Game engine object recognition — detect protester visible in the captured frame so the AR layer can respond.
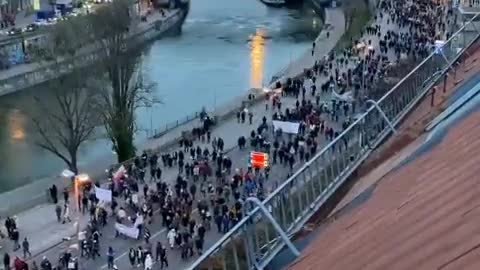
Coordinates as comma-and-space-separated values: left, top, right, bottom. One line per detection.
10, 0, 458, 269
22, 238, 31, 258
55, 204, 62, 223
49, 185, 57, 204
144, 254, 153, 270
40, 256, 52, 270
62, 204, 71, 224
4, 252, 10, 270
107, 246, 115, 269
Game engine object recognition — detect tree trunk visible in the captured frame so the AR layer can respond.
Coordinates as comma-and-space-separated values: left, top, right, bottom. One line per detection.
69, 151, 78, 175
116, 131, 136, 162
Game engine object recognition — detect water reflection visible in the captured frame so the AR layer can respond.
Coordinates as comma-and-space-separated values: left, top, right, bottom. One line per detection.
0, 0, 321, 193
250, 29, 266, 89
8, 109, 26, 142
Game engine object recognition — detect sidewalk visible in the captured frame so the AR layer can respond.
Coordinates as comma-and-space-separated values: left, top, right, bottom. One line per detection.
0, 201, 88, 258
278, 8, 346, 79
0, 7, 349, 268
87, 4, 456, 269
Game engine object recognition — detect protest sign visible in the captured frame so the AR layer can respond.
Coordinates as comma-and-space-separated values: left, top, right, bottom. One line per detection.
115, 223, 139, 239
272, 120, 300, 134
95, 187, 112, 202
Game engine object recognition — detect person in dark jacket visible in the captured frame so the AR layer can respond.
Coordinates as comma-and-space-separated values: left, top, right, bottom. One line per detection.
40, 256, 52, 270
3, 253, 10, 270
128, 248, 136, 267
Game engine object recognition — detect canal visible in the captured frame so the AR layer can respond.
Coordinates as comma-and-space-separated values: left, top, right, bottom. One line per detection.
0, 0, 321, 193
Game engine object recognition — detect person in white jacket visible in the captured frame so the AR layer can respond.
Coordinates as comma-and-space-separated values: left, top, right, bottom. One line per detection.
167, 228, 176, 249
63, 204, 71, 224
144, 254, 153, 270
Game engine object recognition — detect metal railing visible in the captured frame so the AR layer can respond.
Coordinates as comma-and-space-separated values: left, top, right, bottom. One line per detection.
187, 12, 480, 270
148, 111, 201, 138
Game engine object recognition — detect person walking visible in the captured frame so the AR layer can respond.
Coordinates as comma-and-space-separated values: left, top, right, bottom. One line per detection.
159, 244, 168, 269
167, 228, 176, 249
22, 238, 31, 258
128, 248, 137, 268
144, 254, 153, 270
63, 188, 69, 204
11, 228, 20, 251
136, 246, 144, 267
155, 242, 161, 262
63, 204, 71, 224
3, 253, 10, 270
55, 204, 62, 223
50, 185, 58, 204
106, 246, 114, 269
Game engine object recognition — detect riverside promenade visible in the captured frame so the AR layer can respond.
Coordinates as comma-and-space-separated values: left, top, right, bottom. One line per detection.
0, 7, 348, 270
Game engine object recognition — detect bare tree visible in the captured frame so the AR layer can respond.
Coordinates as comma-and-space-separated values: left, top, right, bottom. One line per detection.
88, 0, 157, 162
32, 0, 156, 164
30, 71, 102, 174
24, 9, 106, 173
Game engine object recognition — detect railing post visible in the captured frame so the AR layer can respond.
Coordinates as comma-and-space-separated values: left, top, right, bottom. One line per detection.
431, 86, 436, 107
243, 223, 256, 270
366, 99, 397, 134
453, 62, 457, 81
232, 243, 241, 270
244, 197, 300, 258
443, 73, 448, 93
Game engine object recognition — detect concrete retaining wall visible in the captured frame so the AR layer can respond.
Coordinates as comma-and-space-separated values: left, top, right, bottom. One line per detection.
0, 8, 188, 97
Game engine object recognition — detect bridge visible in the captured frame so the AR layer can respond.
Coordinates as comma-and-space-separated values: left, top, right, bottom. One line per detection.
185, 11, 480, 270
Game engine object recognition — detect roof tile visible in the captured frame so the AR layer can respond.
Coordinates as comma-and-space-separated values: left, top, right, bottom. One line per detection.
288, 109, 480, 270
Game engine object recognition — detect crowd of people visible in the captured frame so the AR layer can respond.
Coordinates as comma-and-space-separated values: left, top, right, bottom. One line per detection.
0, 0, 460, 269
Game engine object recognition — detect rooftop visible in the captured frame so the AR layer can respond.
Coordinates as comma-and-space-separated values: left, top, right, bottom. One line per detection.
287, 49, 480, 270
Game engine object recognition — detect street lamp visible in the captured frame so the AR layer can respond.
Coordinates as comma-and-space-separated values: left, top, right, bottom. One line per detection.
74, 174, 90, 211
63, 170, 90, 211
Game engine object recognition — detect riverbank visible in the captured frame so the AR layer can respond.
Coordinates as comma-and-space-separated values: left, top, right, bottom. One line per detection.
0, 6, 189, 96
0, 5, 344, 218
149, 3, 342, 141
0, 8, 349, 268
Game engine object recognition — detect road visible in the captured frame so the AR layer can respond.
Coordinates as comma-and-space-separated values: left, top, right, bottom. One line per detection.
0, 7, 354, 270
17, 89, 342, 269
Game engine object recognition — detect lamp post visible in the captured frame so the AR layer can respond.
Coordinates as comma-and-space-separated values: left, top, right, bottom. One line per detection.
74, 174, 90, 211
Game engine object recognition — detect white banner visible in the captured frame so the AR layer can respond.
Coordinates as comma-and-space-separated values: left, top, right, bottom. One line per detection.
272, 120, 300, 134
115, 223, 139, 239
134, 214, 144, 228
95, 187, 112, 202
332, 90, 354, 102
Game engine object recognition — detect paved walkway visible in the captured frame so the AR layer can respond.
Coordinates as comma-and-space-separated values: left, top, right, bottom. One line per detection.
0, 7, 350, 269
277, 8, 346, 80
13, 0, 450, 267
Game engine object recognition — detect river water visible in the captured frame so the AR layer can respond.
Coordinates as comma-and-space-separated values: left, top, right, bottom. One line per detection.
0, 0, 320, 193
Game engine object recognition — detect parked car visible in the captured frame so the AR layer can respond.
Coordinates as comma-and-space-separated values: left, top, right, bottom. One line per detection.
23, 23, 38, 32
7, 28, 21, 36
